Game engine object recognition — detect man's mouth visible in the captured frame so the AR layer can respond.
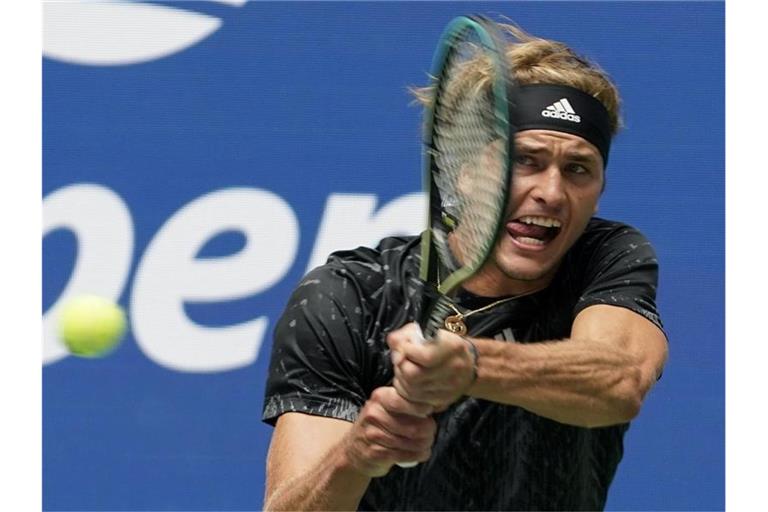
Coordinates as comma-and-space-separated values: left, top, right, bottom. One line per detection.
506, 215, 563, 247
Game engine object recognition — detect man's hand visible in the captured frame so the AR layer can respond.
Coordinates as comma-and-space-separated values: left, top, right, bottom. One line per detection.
387, 322, 477, 411
343, 386, 437, 477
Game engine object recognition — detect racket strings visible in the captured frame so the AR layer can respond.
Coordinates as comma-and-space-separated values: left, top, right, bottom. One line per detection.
432, 35, 508, 274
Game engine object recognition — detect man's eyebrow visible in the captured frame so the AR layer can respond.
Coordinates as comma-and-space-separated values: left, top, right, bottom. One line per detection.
515, 142, 547, 153
564, 151, 601, 164
515, 143, 600, 163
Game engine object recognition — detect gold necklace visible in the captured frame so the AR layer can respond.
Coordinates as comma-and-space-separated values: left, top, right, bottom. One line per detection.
443, 297, 517, 335
436, 265, 546, 335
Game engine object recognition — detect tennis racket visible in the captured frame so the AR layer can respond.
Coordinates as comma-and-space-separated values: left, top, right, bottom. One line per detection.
417, 14, 516, 340
396, 14, 516, 468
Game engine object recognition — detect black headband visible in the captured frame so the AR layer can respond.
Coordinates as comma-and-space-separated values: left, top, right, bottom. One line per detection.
514, 84, 613, 166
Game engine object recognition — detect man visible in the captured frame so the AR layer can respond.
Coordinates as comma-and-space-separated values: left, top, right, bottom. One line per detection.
262, 20, 668, 511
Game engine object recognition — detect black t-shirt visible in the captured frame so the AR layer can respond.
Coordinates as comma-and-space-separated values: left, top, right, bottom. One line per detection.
263, 217, 664, 511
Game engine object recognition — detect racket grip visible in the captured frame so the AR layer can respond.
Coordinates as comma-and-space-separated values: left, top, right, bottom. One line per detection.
409, 323, 427, 345
409, 277, 441, 329
422, 295, 454, 339
392, 281, 438, 469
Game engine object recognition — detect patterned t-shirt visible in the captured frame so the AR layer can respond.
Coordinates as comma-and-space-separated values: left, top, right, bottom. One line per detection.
263, 217, 664, 511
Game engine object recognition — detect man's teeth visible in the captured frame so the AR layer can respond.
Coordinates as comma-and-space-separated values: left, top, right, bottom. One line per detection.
517, 216, 562, 228
516, 236, 546, 246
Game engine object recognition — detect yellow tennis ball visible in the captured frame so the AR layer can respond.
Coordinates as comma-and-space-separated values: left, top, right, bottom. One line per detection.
58, 295, 127, 358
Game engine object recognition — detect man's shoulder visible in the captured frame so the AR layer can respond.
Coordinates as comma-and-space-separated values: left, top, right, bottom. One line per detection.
583, 216, 644, 236
300, 235, 421, 291
560, 217, 657, 282
577, 217, 653, 251
323, 235, 421, 271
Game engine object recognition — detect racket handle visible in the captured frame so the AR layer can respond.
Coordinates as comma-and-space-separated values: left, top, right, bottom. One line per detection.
395, 323, 425, 469
422, 295, 454, 339
394, 324, 428, 469
410, 323, 427, 345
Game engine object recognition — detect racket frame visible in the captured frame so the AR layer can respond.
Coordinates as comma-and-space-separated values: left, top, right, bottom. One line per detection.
419, 15, 516, 313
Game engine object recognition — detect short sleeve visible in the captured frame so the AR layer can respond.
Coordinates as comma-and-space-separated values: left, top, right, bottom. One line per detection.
262, 264, 370, 425
572, 222, 665, 332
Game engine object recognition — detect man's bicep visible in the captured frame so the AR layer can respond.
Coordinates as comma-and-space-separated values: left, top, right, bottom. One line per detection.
572, 304, 668, 382
265, 412, 353, 499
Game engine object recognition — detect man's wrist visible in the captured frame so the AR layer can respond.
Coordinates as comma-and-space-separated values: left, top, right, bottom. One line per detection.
340, 426, 391, 479
460, 335, 479, 384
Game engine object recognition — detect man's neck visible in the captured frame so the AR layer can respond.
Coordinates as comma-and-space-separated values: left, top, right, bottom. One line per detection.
460, 263, 557, 298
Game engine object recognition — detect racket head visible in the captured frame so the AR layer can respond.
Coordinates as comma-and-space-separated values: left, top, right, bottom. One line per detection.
398, 18, 517, 469
420, 16, 516, 297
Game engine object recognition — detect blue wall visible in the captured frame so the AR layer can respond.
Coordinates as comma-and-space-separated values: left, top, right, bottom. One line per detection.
43, 2, 724, 510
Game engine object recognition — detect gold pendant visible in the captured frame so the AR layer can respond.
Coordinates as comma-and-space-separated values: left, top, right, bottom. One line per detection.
444, 314, 467, 335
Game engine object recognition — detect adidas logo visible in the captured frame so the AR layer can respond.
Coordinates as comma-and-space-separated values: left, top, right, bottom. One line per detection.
541, 98, 581, 123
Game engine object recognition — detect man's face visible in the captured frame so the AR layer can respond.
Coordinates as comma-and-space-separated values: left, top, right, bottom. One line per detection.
469, 129, 605, 295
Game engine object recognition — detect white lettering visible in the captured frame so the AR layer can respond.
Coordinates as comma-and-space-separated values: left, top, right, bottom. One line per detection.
541, 110, 581, 123
306, 192, 426, 272
43, 1, 223, 66
131, 188, 298, 373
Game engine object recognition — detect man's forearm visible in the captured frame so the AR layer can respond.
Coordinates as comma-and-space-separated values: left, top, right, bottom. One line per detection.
468, 337, 651, 428
264, 441, 371, 511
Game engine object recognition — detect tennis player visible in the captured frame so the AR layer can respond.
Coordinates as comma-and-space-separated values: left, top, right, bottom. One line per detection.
262, 21, 668, 511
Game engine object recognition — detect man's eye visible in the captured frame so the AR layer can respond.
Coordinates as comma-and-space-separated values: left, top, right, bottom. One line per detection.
567, 163, 591, 175
515, 155, 536, 166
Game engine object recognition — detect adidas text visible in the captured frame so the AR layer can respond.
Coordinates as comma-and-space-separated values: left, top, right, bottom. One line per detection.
541, 110, 581, 123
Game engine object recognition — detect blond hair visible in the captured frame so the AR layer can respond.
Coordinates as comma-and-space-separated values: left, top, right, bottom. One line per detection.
411, 22, 623, 135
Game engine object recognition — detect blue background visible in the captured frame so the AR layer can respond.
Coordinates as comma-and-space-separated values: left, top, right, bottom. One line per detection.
43, 2, 724, 510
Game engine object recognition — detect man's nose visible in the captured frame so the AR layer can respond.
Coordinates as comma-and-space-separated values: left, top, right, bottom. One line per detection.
530, 165, 566, 207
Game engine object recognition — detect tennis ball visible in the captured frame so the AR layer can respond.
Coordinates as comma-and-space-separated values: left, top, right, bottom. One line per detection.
58, 295, 127, 358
